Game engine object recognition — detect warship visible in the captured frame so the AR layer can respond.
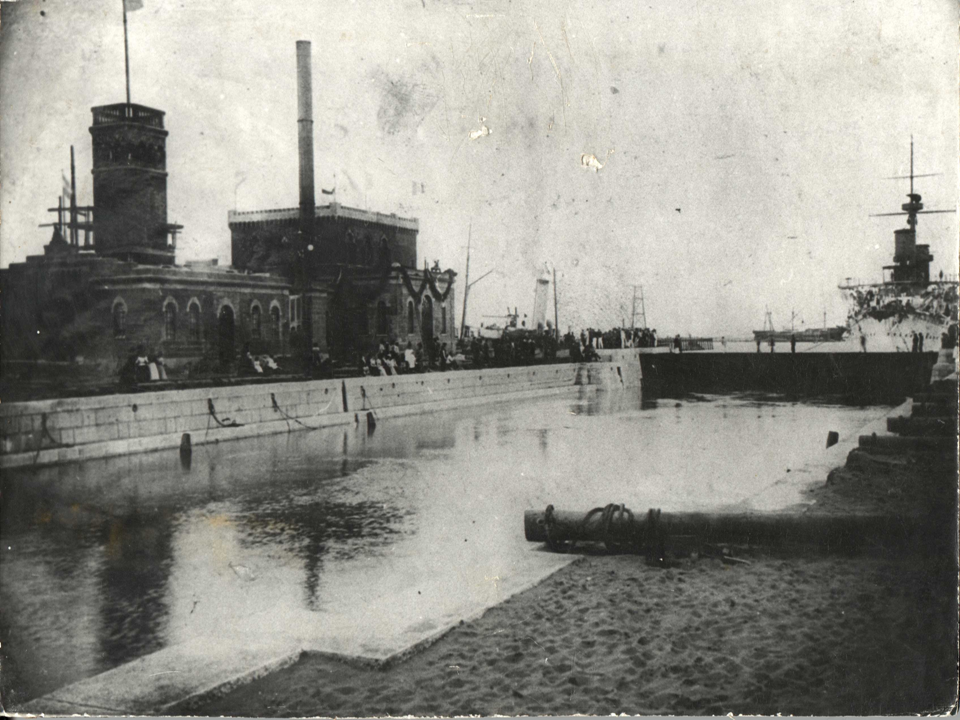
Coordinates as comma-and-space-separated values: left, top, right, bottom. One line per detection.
838, 140, 958, 352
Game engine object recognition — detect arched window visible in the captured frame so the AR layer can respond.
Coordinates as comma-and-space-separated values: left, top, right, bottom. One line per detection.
163, 301, 177, 341
188, 301, 201, 342
250, 304, 262, 339
113, 300, 127, 339
441, 303, 447, 333
364, 237, 374, 266
407, 299, 416, 333
377, 300, 389, 335
421, 295, 434, 338
271, 304, 282, 343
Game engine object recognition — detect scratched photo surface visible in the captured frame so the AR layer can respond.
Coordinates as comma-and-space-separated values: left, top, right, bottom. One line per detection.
1, 0, 958, 717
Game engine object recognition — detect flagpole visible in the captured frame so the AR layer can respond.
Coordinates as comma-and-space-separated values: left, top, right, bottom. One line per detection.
122, 0, 131, 104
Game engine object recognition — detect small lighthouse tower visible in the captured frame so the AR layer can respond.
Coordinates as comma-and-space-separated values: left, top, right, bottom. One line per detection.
88, 103, 180, 265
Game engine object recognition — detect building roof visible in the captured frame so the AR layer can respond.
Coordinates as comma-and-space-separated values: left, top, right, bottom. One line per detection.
227, 202, 418, 231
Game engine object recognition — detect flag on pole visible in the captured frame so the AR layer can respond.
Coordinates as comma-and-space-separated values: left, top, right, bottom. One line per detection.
124, 0, 143, 11
412, 181, 426, 195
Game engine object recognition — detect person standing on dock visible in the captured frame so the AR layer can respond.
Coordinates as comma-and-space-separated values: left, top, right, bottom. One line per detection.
790, 334, 797, 354
756, 338, 762, 353
860, 335, 867, 353
768, 337, 775, 353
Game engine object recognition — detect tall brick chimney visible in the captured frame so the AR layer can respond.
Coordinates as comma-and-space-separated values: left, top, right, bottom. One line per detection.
296, 40, 315, 250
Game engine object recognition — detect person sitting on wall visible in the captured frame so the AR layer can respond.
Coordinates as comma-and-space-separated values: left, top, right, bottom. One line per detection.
308, 344, 324, 378
260, 354, 279, 374
414, 343, 425, 371
134, 345, 152, 383
150, 350, 168, 380
403, 342, 417, 372
242, 348, 263, 375
446, 344, 461, 370
359, 354, 370, 376
240, 345, 262, 375
380, 348, 395, 376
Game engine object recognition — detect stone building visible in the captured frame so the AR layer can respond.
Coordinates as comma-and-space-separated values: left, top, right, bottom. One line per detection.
1, 95, 456, 376
227, 203, 456, 362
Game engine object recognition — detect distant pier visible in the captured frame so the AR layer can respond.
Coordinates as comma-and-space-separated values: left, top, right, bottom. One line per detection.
639, 351, 938, 401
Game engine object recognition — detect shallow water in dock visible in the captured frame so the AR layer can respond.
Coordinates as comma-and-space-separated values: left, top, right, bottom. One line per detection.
0, 389, 886, 705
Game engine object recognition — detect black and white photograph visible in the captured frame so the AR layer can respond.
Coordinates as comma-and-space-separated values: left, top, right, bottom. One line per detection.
0, 0, 957, 716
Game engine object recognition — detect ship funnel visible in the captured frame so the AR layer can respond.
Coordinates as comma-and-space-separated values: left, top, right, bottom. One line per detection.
296, 40, 315, 247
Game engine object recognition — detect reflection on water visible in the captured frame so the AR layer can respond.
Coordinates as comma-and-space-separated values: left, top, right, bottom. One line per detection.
0, 390, 885, 705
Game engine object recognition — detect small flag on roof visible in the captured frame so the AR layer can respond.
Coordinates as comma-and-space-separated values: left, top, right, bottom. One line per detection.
124, 0, 143, 12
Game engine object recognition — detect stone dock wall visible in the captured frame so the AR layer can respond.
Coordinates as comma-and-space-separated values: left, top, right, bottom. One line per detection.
639, 351, 937, 400
0, 351, 641, 469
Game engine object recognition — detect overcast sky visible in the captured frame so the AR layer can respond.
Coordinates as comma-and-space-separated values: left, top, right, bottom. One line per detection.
1, 0, 957, 335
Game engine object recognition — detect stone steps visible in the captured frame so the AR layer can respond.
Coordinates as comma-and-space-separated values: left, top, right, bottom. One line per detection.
886, 415, 958, 437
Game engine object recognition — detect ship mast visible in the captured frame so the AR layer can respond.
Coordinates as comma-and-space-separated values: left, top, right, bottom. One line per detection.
873, 137, 951, 231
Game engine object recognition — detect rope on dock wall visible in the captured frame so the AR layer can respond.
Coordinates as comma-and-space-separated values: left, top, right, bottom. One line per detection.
270, 392, 335, 431
33, 412, 74, 463
360, 386, 379, 419
207, 398, 243, 429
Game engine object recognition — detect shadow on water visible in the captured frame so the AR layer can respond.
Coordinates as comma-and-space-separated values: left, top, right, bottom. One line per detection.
0, 427, 411, 704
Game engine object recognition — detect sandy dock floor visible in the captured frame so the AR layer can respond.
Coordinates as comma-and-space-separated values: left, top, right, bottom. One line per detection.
197, 445, 958, 717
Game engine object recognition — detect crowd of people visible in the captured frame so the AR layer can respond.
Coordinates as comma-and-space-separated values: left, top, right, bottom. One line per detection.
117, 323, 676, 388
573, 327, 659, 350
848, 282, 959, 325
240, 345, 283, 375
357, 337, 461, 376
466, 331, 559, 368
118, 344, 168, 386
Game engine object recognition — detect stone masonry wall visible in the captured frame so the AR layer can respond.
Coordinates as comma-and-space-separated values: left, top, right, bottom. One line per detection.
0, 352, 643, 469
